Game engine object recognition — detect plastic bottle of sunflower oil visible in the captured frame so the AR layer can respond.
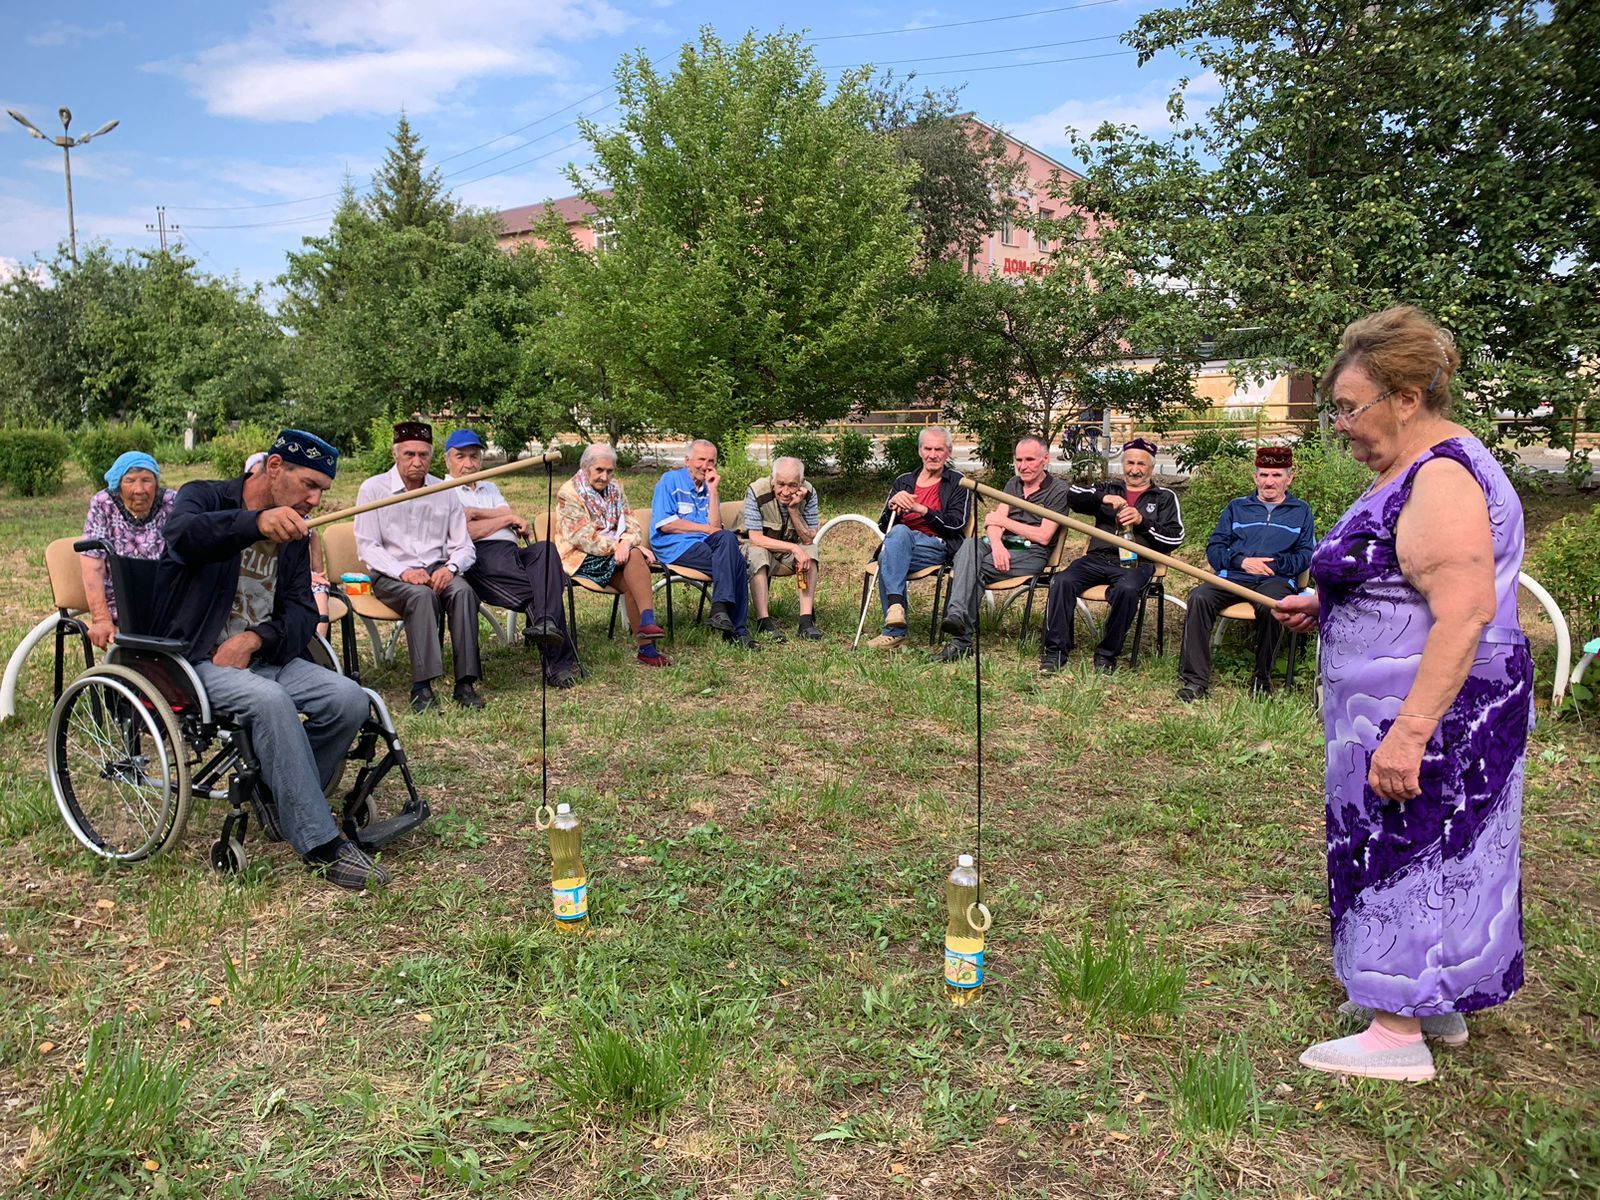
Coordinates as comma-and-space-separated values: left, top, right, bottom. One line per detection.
549, 803, 589, 934
944, 854, 983, 1005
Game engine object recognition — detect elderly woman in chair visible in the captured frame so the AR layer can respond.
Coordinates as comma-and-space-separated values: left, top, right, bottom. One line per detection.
553, 443, 669, 667
79, 451, 178, 649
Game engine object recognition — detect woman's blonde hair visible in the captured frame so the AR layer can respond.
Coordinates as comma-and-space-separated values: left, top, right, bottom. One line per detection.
1321, 305, 1461, 414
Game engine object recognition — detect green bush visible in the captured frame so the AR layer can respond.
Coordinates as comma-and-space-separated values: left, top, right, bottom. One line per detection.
882, 429, 923, 478
206, 422, 272, 480
1174, 428, 1252, 473
833, 429, 874, 483
1528, 504, 1600, 641
713, 429, 765, 501
1182, 432, 1367, 551
356, 412, 401, 480
771, 430, 831, 477
152, 438, 212, 466
0, 428, 70, 496
73, 421, 159, 486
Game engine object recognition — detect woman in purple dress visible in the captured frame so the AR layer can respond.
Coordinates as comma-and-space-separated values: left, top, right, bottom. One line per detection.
78, 451, 177, 649
1276, 306, 1531, 1082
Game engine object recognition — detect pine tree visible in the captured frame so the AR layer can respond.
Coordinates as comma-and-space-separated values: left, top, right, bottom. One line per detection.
366, 112, 454, 231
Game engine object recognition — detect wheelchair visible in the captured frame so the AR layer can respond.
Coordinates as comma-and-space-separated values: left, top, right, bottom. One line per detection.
45, 540, 429, 874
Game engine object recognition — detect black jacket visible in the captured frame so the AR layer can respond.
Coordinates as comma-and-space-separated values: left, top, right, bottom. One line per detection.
1066, 480, 1185, 559
153, 477, 317, 665
876, 466, 971, 559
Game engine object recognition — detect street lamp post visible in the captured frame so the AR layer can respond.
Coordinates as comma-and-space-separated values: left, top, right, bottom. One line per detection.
6, 107, 120, 268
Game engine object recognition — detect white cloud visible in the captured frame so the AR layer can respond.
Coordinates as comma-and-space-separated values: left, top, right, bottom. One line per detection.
0, 190, 153, 264
160, 0, 634, 123
26, 21, 127, 48
0, 257, 50, 284
1010, 71, 1220, 148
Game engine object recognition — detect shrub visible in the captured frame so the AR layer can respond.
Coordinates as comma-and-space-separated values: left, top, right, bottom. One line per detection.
832, 429, 874, 483
1174, 428, 1252, 473
206, 422, 272, 481
356, 412, 401, 480
1182, 432, 1367, 551
73, 421, 159, 486
713, 428, 766, 501
1528, 504, 1600, 642
152, 438, 212, 466
0, 428, 70, 496
771, 430, 831, 477
882, 429, 923, 478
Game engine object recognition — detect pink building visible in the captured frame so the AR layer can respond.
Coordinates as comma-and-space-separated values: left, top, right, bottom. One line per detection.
494, 191, 611, 252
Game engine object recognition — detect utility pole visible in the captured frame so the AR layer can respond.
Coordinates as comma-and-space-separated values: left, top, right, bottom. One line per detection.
146, 206, 179, 252
6, 107, 120, 268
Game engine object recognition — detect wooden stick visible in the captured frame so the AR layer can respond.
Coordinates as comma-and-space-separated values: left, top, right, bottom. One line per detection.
958, 477, 1280, 609
306, 449, 564, 530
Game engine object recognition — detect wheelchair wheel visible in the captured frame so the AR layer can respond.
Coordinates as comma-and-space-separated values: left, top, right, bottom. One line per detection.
210, 836, 247, 875
47, 664, 192, 862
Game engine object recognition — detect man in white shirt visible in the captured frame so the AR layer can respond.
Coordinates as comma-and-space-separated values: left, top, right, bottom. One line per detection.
355, 422, 483, 713
443, 429, 580, 688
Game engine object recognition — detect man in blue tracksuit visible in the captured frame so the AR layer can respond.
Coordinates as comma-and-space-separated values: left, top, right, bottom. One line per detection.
1177, 445, 1316, 701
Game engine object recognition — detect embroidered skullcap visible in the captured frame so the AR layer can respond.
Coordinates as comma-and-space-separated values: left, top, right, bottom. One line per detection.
1122, 437, 1159, 457
269, 429, 339, 478
393, 421, 433, 446
104, 451, 160, 491
1255, 446, 1293, 469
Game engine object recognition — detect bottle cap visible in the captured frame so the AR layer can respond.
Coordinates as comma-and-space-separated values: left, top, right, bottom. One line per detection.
556, 802, 571, 815
957, 853, 974, 867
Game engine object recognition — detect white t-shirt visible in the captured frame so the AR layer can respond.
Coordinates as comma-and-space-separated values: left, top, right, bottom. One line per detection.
453, 478, 518, 545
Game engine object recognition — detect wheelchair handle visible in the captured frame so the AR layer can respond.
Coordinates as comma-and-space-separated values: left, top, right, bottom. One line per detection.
73, 538, 113, 556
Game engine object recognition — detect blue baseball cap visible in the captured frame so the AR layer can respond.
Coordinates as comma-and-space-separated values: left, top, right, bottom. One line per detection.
444, 429, 485, 452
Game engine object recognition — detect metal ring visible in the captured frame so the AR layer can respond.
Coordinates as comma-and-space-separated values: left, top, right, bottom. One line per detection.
533, 804, 556, 831
966, 901, 993, 933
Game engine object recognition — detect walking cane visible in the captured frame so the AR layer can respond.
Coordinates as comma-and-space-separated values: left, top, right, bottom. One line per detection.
852, 512, 897, 649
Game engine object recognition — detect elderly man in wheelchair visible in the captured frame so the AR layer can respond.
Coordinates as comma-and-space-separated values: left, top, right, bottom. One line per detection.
46, 430, 427, 891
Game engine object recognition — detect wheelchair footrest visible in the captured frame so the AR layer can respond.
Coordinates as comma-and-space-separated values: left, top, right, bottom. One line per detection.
352, 806, 430, 851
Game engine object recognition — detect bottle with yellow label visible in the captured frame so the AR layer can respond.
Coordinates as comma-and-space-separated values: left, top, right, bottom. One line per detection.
549, 802, 588, 933
944, 854, 983, 1005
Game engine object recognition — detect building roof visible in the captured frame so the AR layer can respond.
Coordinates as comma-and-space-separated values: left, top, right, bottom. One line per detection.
495, 190, 611, 237
965, 117, 1081, 182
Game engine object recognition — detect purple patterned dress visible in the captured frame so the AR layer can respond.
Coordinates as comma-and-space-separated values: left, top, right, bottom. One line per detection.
81, 488, 178, 623
1311, 436, 1531, 1017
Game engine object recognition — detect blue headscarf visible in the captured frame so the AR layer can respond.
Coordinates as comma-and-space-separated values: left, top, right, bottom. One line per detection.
104, 451, 161, 492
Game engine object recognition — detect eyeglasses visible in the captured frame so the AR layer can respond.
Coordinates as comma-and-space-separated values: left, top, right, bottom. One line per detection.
1329, 389, 1395, 427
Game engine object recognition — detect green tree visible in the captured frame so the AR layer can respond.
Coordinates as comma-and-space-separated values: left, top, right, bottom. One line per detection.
867, 80, 1028, 270
535, 28, 925, 446
366, 112, 455, 233
927, 210, 1211, 469
1068, 0, 1600, 451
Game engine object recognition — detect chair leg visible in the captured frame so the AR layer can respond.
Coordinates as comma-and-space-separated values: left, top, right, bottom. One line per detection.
664, 574, 675, 642
1155, 582, 1166, 655
929, 571, 944, 646
607, 594, 620, 640
1130, 592, 1148, 669
1021, 581, 1037, 640
694, 583, 708, 627
1285, 630, 1300, 688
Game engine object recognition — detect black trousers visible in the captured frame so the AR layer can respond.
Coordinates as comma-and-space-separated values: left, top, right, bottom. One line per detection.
1177, 576, 1295, 689
465, 539, 579, 674
1042, 554, 1154, 660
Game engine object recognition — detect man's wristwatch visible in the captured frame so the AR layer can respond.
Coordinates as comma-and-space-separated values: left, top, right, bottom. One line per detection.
447, 563, 460, 575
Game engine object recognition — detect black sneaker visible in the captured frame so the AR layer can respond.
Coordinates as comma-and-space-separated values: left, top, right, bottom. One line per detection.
523, 617, 564, 651
755, 622, 788, 644
940, 613, 969, 638
1038, 653, 1067, 675
547, 667, 582, 689
1093, 655, 1118, 676
796, 621, 823, 641
410, 683, 437, 714
1176, 684, 1207, 704
309, 840, 390, 891
707, 606, 736, 633
930, 642, 972, 664
725, 634, 762, 650
453, 679, 485, 709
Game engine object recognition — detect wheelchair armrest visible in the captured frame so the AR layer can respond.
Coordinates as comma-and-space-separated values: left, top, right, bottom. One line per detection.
74, 537, 112, 556
110, 633, 189, 654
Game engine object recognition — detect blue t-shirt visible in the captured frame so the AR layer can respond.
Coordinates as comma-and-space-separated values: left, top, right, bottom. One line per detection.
650, 467, 711, 564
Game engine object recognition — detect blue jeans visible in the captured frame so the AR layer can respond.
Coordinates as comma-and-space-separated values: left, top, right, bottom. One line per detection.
877, 526, 948, 634
665, 529, 749, 637
194, 657, 369, 856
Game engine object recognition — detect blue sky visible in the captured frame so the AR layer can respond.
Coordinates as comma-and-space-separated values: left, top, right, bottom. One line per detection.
1, 0, 1204, 294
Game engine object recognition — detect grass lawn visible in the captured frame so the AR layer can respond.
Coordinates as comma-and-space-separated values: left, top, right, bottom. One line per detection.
0, 461, 1595, 1199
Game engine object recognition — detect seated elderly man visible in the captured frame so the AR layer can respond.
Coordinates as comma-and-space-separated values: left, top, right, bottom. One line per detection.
650, 439, 758, 649
743, 455, 822, 643
442, 429, 581, 689
356, 422, 483, 713
1039, 437, 1184, 675
867, 426, 968, 650
932, 436, 1072, 662
79, 451, 178, 650
1177, 446, 1316, 701
152, 429, 385, 890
